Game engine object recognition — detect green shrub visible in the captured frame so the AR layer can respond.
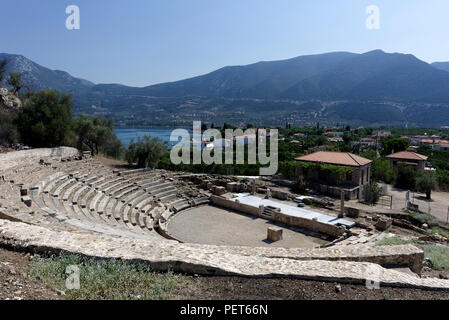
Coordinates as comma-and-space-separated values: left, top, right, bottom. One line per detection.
363, 181, 382, 205
409, 211, 439, 228
376, 236, 410, 246
418, 244, 449, 271
28, 253, 181, 300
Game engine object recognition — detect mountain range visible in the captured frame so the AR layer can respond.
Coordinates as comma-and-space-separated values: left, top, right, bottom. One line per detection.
2, 50, 449, 127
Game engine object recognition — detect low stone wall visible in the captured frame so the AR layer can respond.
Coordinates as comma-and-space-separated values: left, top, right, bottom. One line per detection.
211, 195, 260, 216
272, 212, 345, 238
210, 195, 345, 238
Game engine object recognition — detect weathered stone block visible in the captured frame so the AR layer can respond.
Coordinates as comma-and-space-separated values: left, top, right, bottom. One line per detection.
214, 186, 226, 196
272, 190, 289, 201
226, 182, 238, 192
376, 217, 392, 231
267, 227, 283, 242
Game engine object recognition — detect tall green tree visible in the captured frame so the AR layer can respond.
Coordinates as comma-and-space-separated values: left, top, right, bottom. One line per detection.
394, 165, 417, 190
17, 90, 74, 147
74, 115, 123, 157
126, 136, 167, 169
0, 59, 7, 84
6, 72, 24, 95
416, 172, 438, 200
381, 138, 410, 156
0, 108, 19, 144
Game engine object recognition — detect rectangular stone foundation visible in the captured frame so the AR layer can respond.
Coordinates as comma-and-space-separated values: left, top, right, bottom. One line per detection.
267, 227, 283, 242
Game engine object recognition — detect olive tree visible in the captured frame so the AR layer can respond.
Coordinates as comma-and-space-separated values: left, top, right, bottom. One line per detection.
74, 115, 123, 157
6, 72, 24, 95
126, 136, 167, 169
416, 172, 438, 200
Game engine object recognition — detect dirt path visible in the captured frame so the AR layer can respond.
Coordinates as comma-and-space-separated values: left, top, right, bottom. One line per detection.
387, 186, 449, 222
0, 247, 62, 300
346, 184, 449, 224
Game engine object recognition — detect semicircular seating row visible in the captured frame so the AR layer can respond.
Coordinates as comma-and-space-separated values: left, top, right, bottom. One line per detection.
30, 167, 196, 240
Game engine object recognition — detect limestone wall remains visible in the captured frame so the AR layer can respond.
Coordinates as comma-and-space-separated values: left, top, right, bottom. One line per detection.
210, 195, 345, 237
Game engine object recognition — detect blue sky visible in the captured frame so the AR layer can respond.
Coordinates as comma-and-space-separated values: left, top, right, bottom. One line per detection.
1, 0, 449, 87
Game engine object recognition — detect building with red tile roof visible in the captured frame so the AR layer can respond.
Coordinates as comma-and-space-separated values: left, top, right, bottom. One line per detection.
295, 151, 372, 167
295, 151, 372, 199
386, 151, 428, 171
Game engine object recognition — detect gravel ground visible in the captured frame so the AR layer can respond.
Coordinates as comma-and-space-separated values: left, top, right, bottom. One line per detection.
0, 247, 62, 300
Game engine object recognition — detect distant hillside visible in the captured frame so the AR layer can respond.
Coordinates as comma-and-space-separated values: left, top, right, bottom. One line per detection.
432, 62, 449, 73
3, 50, 449, 127
135, 50, 449, 102
137, 52, 357, 99
0, 53, 94, 94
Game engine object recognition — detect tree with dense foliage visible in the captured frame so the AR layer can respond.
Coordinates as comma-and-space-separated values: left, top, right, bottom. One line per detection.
394, 165, 417, 190
381, 138, 410, 156
17, 90, 74, 147
416, 172, 438, 200
6, 72, 24, 95
0, 109, 19, 144
363, 181, 382, 205
126, 136, 168, 168
74, 115, 123, 157
372, 158, 394, 184
359, 150, 393, 183
0, 59, 7, 84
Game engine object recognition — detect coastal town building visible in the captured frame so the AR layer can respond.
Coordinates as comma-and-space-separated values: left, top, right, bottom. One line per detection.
295, 151, 372, 200
386, 151, 428, 171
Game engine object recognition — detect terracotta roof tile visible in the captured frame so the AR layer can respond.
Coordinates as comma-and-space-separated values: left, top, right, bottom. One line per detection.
386, 151, 428, 161
295, 151, 372, 167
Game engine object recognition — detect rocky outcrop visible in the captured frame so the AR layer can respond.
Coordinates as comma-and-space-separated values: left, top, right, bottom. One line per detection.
0, 87, 22, 110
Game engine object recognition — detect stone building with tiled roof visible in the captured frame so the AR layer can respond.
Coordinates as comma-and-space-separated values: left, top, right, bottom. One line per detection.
386, 151, 428, 171
295, 151, 372, 200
